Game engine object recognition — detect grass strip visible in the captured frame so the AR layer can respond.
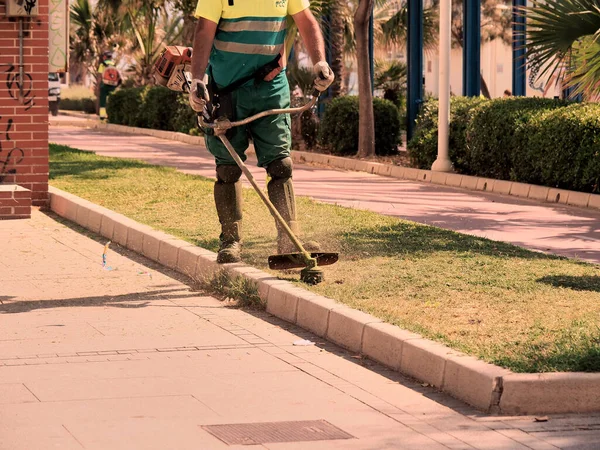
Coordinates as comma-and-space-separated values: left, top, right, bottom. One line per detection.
49, 143, 600, 373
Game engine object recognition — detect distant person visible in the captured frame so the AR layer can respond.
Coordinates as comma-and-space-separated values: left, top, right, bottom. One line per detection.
503, 89, 512, 97
97, 51, 122, 120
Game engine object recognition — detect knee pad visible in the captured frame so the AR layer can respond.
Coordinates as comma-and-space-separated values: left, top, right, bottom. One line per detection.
266, 157, 293, 180
216, 165, 242, 184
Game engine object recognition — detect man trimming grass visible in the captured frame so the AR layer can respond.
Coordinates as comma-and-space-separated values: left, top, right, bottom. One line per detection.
49, 144, 600, 374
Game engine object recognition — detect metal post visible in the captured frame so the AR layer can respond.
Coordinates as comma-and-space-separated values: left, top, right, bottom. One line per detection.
463, 0, 481, 96
407, 0, 423, 140
432, 0, 454, 172
369, 6, 374, 93
512, 0, 526, 96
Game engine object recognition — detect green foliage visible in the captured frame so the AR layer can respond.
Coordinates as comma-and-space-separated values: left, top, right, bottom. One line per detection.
319, 96, 401, 157
409, 97, 600, 193
516, 103, 600, 192
408, 97, 486, 173
525, 0, 600, 97
170, 94, 200, 135
107, 86, 199, 135
59, 97, 97, 114
106, 86, 146, 126
135, 86, 179, 130
466, 97, 568, 180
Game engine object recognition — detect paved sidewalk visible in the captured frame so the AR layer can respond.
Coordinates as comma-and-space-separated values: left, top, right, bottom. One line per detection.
3, 210, 600, 449
49, 123, 600, 265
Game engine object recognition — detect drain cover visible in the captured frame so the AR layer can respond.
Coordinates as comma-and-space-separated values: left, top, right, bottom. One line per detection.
202, 420, 354, 445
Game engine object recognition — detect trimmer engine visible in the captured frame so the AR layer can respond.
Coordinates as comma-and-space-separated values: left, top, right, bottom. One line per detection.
153, 46, 193, 92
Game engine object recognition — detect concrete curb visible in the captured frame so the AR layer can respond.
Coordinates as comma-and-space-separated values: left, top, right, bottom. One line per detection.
51, 116, 600, 212
47, 186, 600, 415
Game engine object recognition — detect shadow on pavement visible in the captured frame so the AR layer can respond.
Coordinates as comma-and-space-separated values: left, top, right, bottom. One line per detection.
0, 289, 201, 314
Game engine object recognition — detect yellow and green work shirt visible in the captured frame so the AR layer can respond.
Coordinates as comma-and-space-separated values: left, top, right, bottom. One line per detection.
194, 0, 310, 87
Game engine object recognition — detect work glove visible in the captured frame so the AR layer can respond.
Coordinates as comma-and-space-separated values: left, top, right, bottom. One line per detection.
313, 61, 334, 92
189, 79, 209, 112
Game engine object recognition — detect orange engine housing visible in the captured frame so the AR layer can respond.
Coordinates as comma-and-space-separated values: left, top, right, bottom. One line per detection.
153, 46, 193, 87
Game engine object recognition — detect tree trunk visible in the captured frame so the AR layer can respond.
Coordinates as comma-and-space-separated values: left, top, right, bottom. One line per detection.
355, 0, 376, 158
329, 0, 345, 98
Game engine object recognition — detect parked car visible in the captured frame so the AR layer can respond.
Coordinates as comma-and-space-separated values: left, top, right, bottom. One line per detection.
48, 72, 61, 116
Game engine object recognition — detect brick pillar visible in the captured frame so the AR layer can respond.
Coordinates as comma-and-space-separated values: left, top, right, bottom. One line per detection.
0, 0, 49, 210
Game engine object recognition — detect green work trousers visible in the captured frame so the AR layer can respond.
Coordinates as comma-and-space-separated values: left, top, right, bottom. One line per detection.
99, 83, 116, 119
205, 72, 291, 168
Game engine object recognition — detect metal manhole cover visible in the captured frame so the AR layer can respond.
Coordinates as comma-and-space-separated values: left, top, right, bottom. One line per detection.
201, 420, 354, 445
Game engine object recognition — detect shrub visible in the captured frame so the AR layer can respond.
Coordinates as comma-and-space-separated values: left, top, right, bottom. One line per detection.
106, 87, 145, 127
169, 94, 200, 135
319, 96, 402, 156
107, 86, 200, 135
408, 96, 486, 173
136, 86, 180, 131
466, 97, 568, 180
520, 103, 600, 193
59, 97, 96, 114
408, 96, 599, 194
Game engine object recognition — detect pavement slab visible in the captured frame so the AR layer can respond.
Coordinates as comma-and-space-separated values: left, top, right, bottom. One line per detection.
1, 208, 599, 449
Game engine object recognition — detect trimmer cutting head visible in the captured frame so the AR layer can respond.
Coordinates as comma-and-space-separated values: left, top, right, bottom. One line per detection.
268, 252, 339, 271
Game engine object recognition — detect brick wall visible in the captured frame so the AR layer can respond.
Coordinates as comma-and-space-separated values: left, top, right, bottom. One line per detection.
0, 0, 49, 207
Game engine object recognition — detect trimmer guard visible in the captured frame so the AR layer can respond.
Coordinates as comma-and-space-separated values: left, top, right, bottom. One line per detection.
268, 252, 339, 270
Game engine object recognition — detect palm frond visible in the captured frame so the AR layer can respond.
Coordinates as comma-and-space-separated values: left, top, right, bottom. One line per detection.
524, 0, 600, 94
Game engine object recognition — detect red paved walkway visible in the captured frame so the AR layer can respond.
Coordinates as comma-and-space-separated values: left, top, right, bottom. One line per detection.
49, 122, 600, 265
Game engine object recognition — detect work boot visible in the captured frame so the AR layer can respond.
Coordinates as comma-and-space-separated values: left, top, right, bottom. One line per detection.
217, 221, 242, 264
266, 158, 321, 255
215, 165, 243, 264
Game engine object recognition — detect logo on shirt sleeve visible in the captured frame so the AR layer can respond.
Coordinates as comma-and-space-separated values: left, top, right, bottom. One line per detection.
275, 0, 287, 8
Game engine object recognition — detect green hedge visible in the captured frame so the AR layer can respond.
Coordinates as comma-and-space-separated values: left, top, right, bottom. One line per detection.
466, 97, 568, 180
408, 97, 600, 193
106, 86, 199, 135
408, 97, 486, 174
319, 96, 402, 156
518, 104, 600, 192
59, 97, 96, 114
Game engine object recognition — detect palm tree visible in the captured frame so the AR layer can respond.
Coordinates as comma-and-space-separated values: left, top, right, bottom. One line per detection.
524, 0, 600, 98
70, 0, 122, 82
374, 59, 407, 106
171, 0, 197, 45
126, 3, 184, 85
355, 0, 377, 158
94, 0, 184, 85
329, 1, 347, 97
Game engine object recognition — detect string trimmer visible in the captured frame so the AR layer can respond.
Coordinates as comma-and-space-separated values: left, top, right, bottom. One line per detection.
153, 47, 338, 284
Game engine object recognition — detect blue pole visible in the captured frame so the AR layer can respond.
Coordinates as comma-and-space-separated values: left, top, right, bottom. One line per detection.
463, 0, 481, 96
407, 0, 423, 140
369, 5, 374, 93
512, 0, 526, 96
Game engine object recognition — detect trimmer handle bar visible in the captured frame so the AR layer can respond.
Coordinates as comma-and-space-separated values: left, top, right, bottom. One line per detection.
197, 88, 321, 132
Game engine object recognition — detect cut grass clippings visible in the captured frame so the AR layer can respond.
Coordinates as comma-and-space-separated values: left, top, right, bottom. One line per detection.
49, 143, 600, 373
